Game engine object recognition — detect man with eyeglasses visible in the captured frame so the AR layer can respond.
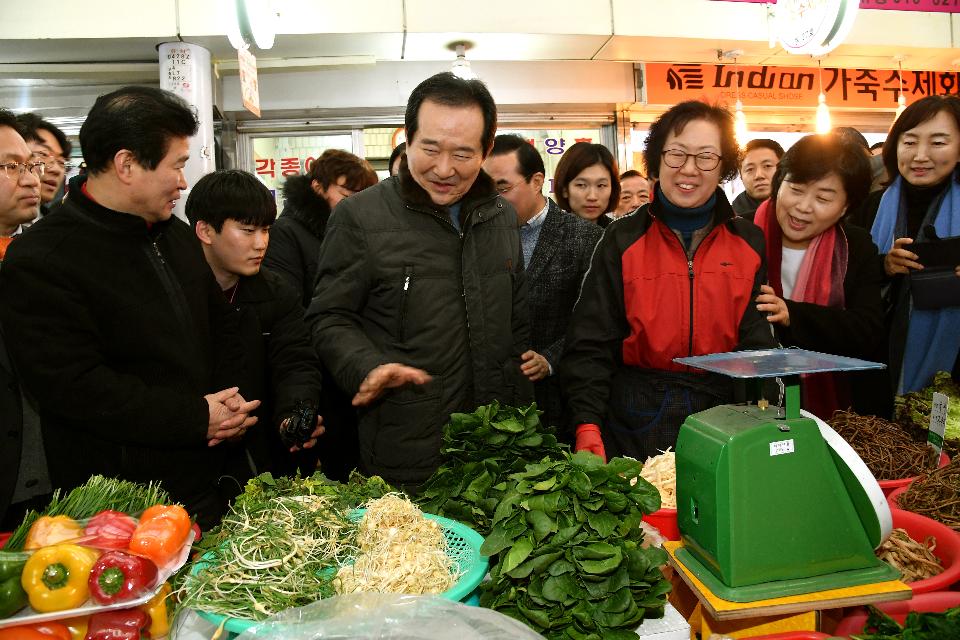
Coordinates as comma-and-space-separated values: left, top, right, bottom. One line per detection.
0, 108, 50, 527
483, 134, 601, 434
16, 113, 72, 221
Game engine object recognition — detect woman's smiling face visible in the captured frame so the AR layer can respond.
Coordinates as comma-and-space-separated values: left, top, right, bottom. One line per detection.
658, 118, 723, 209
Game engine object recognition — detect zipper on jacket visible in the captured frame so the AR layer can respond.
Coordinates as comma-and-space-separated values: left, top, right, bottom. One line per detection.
145, 238, 195, 338
398, 266, 412, 342
687, 260, 695, 356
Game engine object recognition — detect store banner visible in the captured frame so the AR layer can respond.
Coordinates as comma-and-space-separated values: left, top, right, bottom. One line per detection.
645, 62, 960, 109
711, 0, 960, 11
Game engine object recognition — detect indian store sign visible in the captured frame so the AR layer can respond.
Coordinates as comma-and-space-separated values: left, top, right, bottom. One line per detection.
713, 0, 960, 11
645, 63, 960, 109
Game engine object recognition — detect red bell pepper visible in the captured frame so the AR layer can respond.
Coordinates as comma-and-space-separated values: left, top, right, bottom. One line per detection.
84, 609, 151, 640
128, 505, 190, 568
88, 551, 158, 605
0, 622, 71, 639
84, 511, 138, 550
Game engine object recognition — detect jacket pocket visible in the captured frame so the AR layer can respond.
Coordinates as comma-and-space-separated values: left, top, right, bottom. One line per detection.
367, 375, 443, 472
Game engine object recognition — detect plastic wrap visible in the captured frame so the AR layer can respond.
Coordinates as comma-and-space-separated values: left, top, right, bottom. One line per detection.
234, 593, 545, 640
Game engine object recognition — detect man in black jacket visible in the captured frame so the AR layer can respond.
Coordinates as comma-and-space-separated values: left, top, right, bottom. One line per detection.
306, 73, 533, 489
187, 169, 324, 476
0, 87, 259, 528
483, 134, 602, 434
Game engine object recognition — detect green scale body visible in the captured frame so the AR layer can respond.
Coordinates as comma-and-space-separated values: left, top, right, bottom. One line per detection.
674, 403, 898, 602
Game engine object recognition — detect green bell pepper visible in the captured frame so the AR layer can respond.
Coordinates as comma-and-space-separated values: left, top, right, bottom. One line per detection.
0, 550, 29, 618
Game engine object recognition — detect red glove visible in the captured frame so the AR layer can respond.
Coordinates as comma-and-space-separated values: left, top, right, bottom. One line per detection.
575, 424, 607, 462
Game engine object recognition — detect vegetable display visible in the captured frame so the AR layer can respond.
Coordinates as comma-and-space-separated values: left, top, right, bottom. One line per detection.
874, 528, 944, 583
851, 604, 960, 639
895, 371, 960, 457
6, 477, 170, 552
418, 402, 568, 536
21, 545, 100, 613
639, 450, 676, 510
178, 471, 393, 622
87, 551, 158, 605
479, 452, 670, 640
335, 495, 459, 596
897, 457, 960, 531
828, 411, 937, 480
0, 552, 29, 618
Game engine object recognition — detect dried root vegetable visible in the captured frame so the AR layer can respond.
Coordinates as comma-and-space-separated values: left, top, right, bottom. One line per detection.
828, 411, 937, 480
876, 528, 944, 583
335, 493, 459, 595
898, 457, 960, 531
640, 449, 676, 510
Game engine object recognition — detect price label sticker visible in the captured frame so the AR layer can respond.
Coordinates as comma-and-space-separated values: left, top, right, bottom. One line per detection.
770, 439, 795, 456
927, 391, 948, 456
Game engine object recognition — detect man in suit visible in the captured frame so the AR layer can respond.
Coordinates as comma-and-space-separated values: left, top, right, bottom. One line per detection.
484, 134, 603, 432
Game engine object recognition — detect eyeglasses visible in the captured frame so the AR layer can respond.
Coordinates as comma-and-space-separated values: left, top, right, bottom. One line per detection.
34, 154, 72, 171
661, 149, 722, 171
0, 161, 45, 180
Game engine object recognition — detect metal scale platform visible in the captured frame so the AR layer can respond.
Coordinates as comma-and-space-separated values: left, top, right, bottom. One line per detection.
670, 348, 903, 603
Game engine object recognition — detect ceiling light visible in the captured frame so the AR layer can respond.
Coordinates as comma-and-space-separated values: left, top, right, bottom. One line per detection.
816, 61, 831, 134
227, 0, 276, 51
448, 41, 477, 80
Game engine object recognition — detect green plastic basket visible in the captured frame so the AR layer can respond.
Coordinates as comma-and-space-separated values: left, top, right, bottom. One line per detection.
191, 511, 488, 635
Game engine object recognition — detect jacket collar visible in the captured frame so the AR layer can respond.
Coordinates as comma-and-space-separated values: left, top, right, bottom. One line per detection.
397, 157, 500, 217
280, 174, 330, 239
66, 174, 175, 238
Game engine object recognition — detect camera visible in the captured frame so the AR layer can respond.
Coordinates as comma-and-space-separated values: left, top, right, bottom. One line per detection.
280, 399, 319, 447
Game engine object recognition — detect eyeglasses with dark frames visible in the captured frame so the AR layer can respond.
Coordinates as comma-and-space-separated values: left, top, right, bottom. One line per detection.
661, 149, 722, 171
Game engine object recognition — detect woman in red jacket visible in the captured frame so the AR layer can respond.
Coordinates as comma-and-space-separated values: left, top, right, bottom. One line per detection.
753, 134, 890, 419
559, 101, 775, 461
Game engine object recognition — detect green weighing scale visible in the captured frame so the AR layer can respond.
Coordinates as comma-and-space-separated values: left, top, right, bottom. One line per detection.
671, 348, 900, 603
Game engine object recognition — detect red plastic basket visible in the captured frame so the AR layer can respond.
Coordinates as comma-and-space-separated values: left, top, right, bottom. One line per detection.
879, 508, 960, 593
834, 590, 960, 636
878, 452, 949, 497
642, 507, 679, 541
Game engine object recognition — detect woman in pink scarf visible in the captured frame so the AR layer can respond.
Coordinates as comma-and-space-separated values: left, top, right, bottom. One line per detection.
753, 133, 892, 419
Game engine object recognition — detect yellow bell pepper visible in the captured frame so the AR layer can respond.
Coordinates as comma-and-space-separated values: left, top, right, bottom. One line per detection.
61, 616, 89, 640
24, 516, 84, 550
140, 581, 171, 638
21, 544, 99, 612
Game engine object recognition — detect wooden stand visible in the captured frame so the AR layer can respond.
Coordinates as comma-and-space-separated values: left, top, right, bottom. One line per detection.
664, 541, 912, 637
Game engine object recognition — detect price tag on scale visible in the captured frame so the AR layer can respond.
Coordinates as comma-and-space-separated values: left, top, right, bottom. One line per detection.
927, 391, 949, 456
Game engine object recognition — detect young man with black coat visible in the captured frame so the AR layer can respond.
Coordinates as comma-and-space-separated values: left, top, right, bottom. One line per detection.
188, 170, 325, 477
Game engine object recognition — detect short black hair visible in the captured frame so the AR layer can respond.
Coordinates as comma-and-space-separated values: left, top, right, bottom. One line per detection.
884, 95, 960, 185
552, 142, 621, 214
388, 142, 406, 176
770, 133, 871, 219
0, 108, 21, 135
185, 170, 277, 232
619, 169, 645, 180
741, 138, 784, 163
869, 141, 884, 152
833, 126, 870, 150
644, 100, 739, 183
405, 72, 497, 156
490, 134, 545, 181
16, 112, 72, 157
80, 86, 198, 175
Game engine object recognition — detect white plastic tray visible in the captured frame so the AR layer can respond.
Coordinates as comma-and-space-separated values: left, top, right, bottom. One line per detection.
0, 529, 194, 628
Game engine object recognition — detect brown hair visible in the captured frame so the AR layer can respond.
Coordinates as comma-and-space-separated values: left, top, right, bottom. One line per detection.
552, 142, 620, 214
309, 148, 378, 192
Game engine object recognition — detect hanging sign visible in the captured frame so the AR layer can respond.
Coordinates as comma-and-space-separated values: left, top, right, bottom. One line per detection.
645, 62, 960, 109
238, 47, 261, 118
712, 0, 960, 11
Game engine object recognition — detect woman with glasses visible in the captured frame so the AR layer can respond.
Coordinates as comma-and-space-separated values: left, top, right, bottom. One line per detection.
559, 101, 775, 461
552, 142, 620, 227
752, 134, 890, 418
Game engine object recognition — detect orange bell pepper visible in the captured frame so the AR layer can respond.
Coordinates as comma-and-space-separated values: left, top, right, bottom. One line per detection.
128, 505, 190, 568
0, 621, 71, 639
24, 516, 84, 550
